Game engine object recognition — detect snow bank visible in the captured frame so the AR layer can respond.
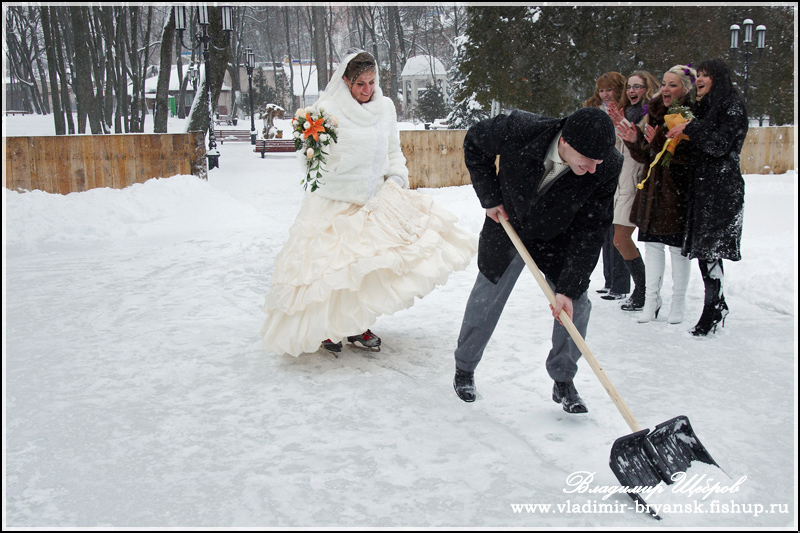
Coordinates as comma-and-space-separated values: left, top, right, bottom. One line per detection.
3, 174, 261, 245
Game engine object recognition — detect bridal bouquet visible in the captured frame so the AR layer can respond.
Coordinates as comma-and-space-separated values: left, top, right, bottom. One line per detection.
292, 108, 338, 192
637, 103, 694, 190
660, 104, 694, 168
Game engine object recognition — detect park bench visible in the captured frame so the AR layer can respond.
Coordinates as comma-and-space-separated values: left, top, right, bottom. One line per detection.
214, 114, 237, 126
216, 129, 252, 144
6, 110, 31, 116
254, 139, 296, 157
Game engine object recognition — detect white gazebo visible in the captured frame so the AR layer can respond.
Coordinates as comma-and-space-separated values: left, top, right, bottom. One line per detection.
400, 55, 447, 119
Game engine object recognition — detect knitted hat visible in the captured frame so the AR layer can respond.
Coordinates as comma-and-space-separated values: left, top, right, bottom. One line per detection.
561, 107, 616, 160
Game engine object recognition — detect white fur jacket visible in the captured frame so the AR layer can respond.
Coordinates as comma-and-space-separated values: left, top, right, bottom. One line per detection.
298, 81, 409, 206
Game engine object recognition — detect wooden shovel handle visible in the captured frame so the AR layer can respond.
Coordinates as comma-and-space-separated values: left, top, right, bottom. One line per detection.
499, 217, 642, 433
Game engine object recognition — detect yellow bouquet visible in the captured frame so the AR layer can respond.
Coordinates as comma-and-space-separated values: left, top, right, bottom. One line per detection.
637, 104, 694, 190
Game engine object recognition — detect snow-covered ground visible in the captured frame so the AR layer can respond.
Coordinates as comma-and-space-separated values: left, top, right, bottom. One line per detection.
3, 114, 797, 528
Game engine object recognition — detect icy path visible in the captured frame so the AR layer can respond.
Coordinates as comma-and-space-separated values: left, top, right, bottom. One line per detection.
4, 141, 796, 527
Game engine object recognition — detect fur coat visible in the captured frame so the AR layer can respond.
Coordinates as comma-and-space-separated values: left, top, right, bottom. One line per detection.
301, 72, 409, 206
625, 95, 693, 246
682, 90, 748, 261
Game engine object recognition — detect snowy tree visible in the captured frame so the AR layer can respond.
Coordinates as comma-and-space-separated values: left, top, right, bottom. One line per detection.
414, 85, 447, 123
154, 8, 175, 133
455, 5, 794, 123
446, 35, 489, 130
185, 7, 232, 134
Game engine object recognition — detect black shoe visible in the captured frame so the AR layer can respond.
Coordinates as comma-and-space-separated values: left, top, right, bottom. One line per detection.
691, 299, 729, 337
454, 368, 476, 402
601, 292, 628, 300
322, 339, 342, 353
596, 287, 611, 294
552, 381, 588, 413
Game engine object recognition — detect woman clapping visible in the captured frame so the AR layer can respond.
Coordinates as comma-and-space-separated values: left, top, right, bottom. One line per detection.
617, 65, 696, 324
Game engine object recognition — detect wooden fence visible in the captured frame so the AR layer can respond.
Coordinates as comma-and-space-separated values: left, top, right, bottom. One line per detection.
400, 129, 471, 189
739, 126, 795, 175
2, 127, 794, 194
4, 132, 206, 194
401, 126, 796, 189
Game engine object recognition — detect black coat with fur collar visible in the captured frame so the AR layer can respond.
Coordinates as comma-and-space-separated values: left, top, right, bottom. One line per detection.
464, 110, 623, 299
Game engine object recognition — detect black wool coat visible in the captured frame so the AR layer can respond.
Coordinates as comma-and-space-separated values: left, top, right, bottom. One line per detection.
682, 91, 748, 261
464, 110, 623, 299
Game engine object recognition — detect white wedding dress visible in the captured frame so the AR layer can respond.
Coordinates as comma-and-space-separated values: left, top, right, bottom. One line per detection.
261, 180, 477, 356
260, 51, 477, 357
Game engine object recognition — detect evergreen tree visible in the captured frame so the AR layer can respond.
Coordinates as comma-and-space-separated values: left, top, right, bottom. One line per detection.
456, 5, 793, 124
252, 69, 279, 109
447, 34, 489, 129
415, 85, 447, 123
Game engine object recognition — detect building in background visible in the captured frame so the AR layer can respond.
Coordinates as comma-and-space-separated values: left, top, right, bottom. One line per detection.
400, 55, 447, 121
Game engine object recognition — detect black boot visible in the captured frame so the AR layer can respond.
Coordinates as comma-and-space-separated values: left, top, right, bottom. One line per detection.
691, 260, 728, 336
552, 381, 588, 413
621, 255, 646, 311
453, 368, 476, 402
690, 302, 728, 336
691, 296, 729, 336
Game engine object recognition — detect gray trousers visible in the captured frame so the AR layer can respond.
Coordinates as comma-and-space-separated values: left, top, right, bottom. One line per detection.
454, 254, 591, 382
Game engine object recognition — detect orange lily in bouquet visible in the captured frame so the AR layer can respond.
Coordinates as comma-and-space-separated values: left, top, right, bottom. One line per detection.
292, 107, 338, 192
303, 113, 326, 141
637, 104, 694, 190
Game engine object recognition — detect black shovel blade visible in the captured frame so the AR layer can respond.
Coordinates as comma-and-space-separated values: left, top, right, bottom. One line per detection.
644, 415, 723, 483
609, 416, 723, 520
609, 428, 663, 519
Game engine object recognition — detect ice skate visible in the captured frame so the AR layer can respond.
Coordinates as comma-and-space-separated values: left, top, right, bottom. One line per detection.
347, 330, 381, 352
321, 339, 343, 357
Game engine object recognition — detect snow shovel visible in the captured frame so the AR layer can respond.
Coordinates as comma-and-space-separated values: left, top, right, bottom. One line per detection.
499, 217, 723, 519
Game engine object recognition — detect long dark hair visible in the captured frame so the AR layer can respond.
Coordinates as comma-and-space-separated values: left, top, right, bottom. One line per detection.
696, 59, 744, 113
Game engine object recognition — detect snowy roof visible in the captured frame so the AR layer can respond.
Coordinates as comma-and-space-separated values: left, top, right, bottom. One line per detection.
401, 55, 446, 78
284, 63, 318, 98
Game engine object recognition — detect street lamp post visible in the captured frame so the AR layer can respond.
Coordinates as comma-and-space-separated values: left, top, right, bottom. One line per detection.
187, 61, 199, 101
246, 47, 257, 145
730, 18, 767, 111
174, 5, 233, 170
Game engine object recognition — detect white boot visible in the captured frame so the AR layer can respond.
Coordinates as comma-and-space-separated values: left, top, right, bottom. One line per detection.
639, 242, 665, 323
668, 246, 692, 324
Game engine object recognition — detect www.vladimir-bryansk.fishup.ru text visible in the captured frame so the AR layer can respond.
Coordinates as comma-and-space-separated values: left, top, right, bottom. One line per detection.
510, 500, 790, 517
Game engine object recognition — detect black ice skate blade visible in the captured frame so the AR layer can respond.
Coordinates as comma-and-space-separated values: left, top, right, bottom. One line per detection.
320, 345, 342, 358
347, 342, 381, 353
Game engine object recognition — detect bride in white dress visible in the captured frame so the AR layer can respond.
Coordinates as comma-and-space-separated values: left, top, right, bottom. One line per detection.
260, 50, 477, 356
